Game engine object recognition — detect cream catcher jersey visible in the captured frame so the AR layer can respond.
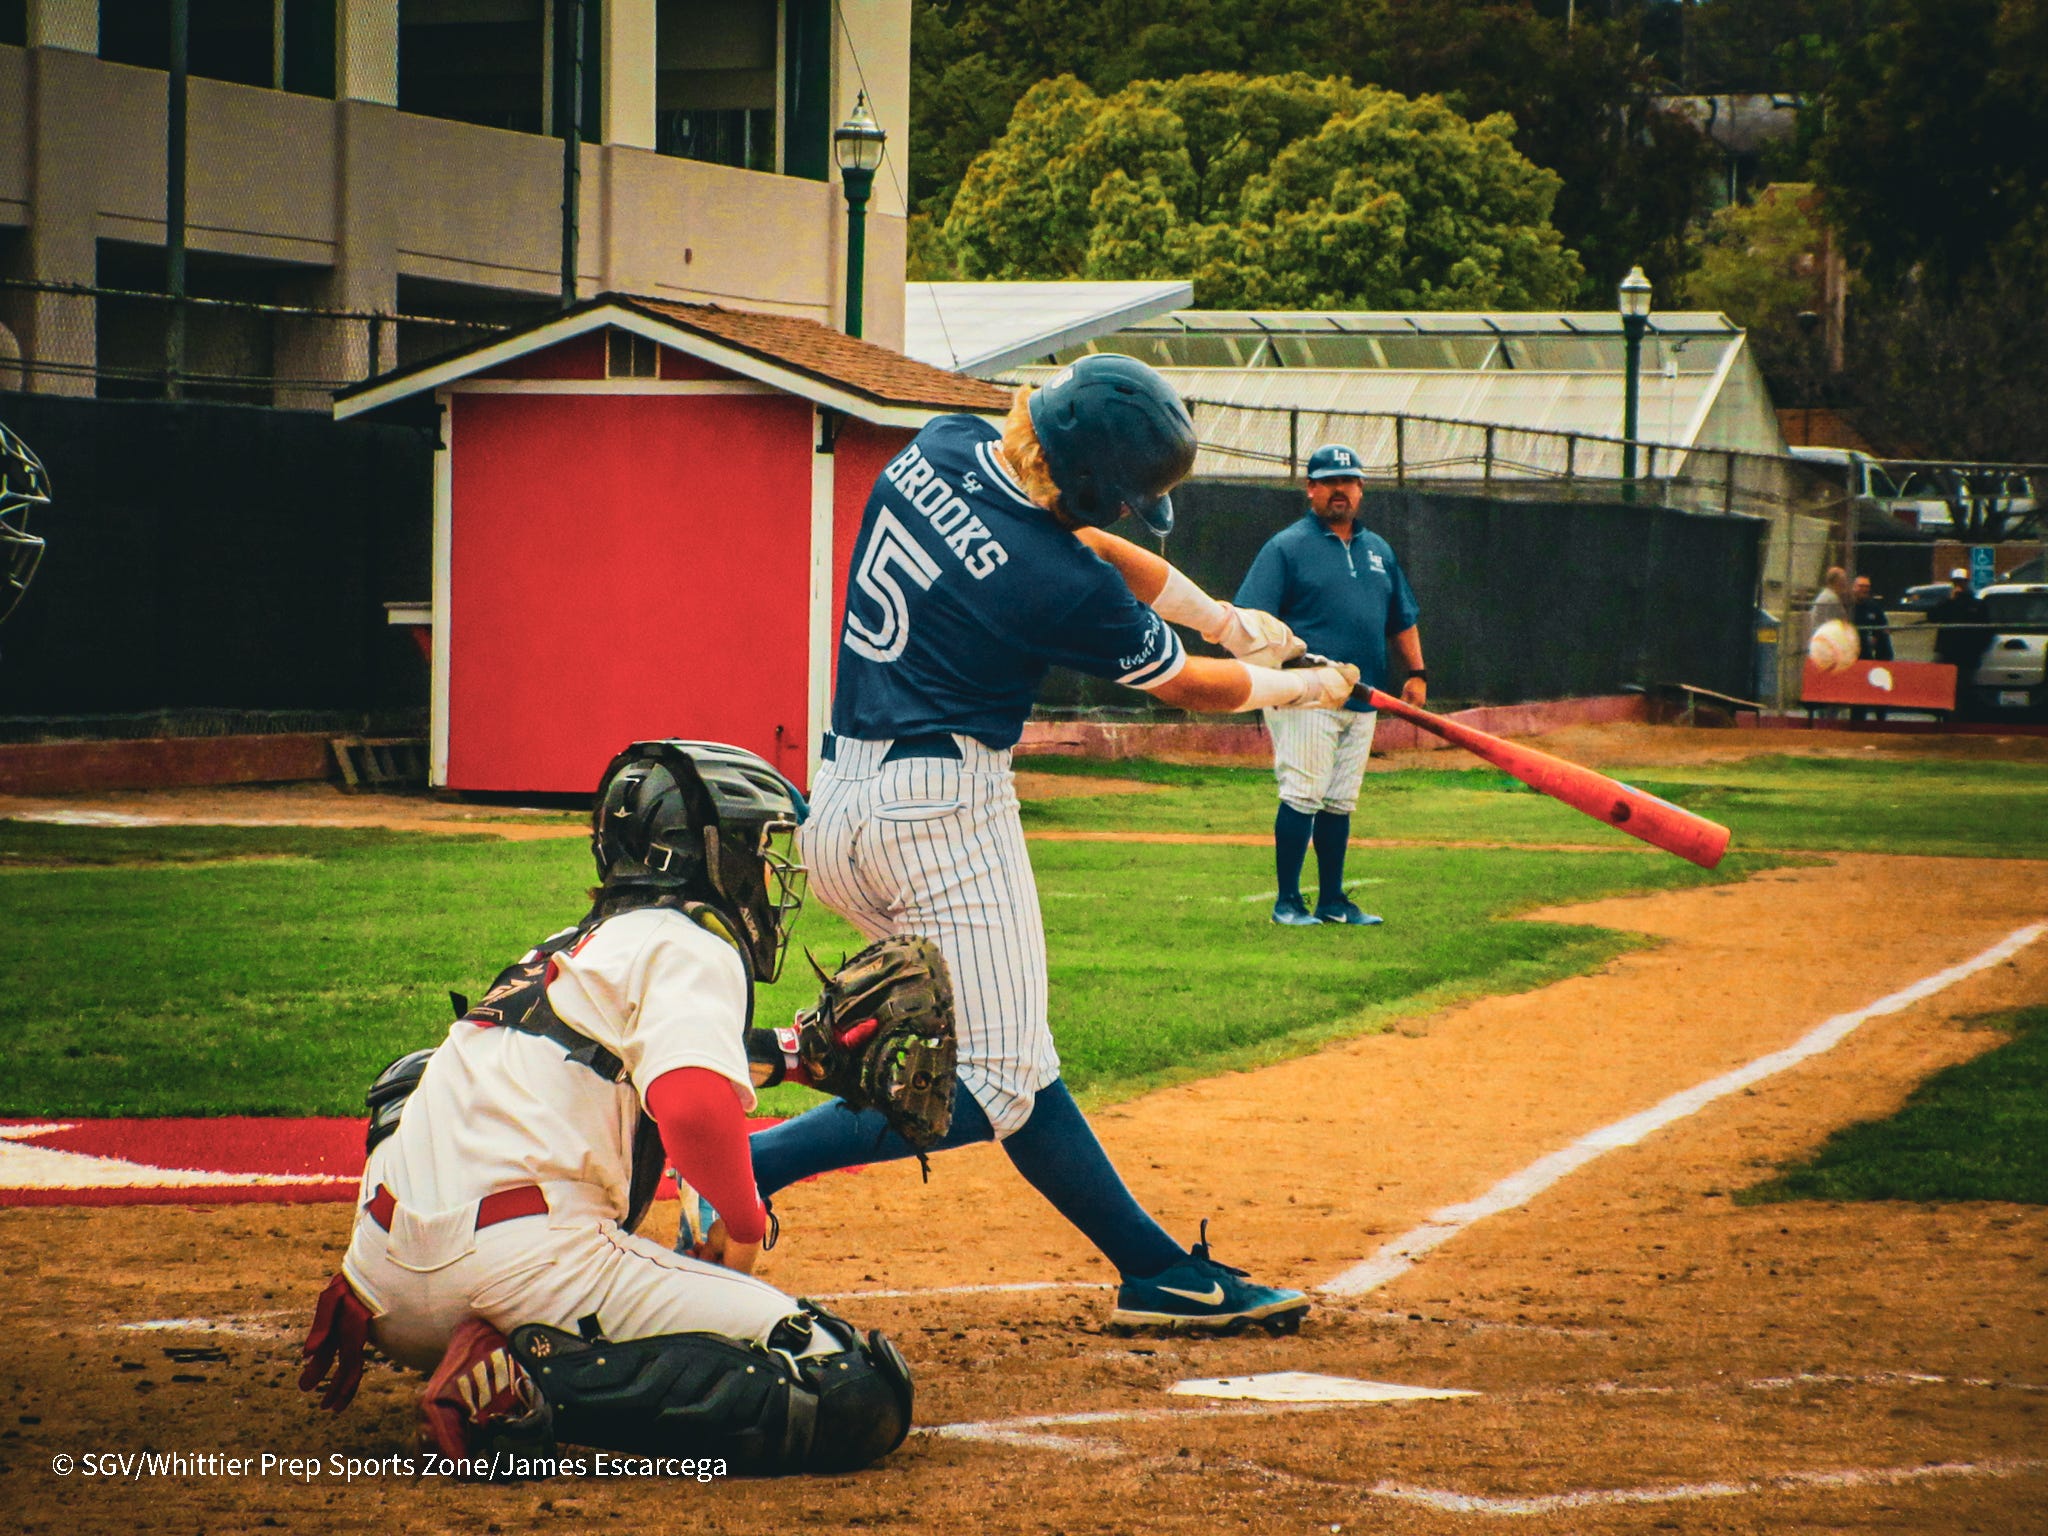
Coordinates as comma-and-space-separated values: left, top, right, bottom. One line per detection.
378, 908, 756, 1219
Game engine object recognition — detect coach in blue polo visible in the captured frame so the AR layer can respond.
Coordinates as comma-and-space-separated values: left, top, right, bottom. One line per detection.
1235, 444, 1426, 926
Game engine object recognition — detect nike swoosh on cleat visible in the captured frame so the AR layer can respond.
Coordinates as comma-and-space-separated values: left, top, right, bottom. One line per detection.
1156, 1283, 1226, 1305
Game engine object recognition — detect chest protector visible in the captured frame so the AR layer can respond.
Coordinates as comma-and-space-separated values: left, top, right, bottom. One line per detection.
370, 900, 753, 1234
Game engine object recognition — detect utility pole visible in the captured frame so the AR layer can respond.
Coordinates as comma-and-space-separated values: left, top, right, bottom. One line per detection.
559, 0, 583, 309
166, 0, 189, 398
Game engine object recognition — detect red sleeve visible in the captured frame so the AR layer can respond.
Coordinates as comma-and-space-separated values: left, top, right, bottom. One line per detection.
644, 1067, 768, 1245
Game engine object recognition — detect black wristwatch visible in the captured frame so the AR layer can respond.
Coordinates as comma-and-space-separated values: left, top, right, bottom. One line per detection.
1408, 668, 1429, 682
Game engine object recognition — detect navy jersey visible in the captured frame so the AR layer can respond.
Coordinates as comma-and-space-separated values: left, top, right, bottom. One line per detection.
1234, 514, 1420, 708
831, 416, 1184, 749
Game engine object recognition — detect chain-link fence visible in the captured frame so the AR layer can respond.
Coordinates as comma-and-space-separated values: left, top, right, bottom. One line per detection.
1184, 395, 1819, 516
1182, 395, 2048, 710
0, 279, 507, 410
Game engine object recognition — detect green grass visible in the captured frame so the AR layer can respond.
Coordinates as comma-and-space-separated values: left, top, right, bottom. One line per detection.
1740, 1007, 2048, 1204
2, 811, 1746, 1118
1020, 752, 2048, 859
1032, 839, 1744, 1106
12, 745, 2032, 1122
4, 822, 865, 1118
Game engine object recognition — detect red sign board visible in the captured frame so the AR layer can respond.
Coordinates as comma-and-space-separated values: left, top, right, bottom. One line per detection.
1800, 659, 1957, 710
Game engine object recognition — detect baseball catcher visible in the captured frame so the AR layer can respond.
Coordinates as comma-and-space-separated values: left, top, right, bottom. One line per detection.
300, 741, 915, 1476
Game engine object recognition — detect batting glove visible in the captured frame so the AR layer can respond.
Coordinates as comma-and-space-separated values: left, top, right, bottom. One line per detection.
1203, 603, 1307, 670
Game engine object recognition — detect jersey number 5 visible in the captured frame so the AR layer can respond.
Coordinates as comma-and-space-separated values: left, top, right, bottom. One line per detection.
844, 508, 943, 664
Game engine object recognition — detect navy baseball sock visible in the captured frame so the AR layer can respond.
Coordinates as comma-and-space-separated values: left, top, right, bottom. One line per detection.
1274, 804, 1314, 903
1312, 810, 1352, 907
998, 1078, 1186, 1279
748, 1080, 993, 1197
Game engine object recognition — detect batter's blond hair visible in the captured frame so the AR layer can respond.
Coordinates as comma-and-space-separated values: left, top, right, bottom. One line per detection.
1000, 386, 1063, 513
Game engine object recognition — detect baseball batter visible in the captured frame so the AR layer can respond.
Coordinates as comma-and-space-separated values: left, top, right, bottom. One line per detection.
747, 355, 1359, 1333
1235, 444, 1425, 927
300, 742, 914, 1476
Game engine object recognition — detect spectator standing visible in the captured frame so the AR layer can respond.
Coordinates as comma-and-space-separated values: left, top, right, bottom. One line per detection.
1852, 575, 1893, 661
1931, 566, 1991, 687
1811, 566, 1851, 630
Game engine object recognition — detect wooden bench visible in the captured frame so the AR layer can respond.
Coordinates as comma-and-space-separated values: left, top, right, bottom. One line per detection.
1799, 659, 1957, 721
1635, 682, 1767, 726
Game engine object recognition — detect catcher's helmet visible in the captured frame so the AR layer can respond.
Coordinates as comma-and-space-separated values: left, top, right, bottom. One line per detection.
0, 421, 52, 625
591, 741, 809, 982
1027, 354, 1196, 537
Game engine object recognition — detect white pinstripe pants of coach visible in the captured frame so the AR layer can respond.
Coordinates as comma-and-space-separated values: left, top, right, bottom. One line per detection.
1262, 707, 1380, 814
801, 735, 1058, 1138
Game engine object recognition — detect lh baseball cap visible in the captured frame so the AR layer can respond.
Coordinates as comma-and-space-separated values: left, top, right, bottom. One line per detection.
1949, 567, 1970, 580
1305, 444, 1364, 480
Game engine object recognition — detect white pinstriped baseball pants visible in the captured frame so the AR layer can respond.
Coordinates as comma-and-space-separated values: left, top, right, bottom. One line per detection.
801, 735, 1058, 1138
1262, 707, 1379, 814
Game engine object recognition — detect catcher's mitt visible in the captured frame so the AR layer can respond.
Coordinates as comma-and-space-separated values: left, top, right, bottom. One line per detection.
797, 935, 958, 1159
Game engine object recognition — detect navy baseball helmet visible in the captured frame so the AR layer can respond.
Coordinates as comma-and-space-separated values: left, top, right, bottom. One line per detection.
1027, 354, 1196, 536
1305, 444, 1365, 481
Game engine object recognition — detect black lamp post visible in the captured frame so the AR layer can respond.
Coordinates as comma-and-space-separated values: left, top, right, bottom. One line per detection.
1618, 265, 1652, 504
833, 94, 886, 339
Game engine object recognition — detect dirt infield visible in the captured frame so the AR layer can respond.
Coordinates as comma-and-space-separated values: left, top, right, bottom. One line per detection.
4, 728, 2046, 1532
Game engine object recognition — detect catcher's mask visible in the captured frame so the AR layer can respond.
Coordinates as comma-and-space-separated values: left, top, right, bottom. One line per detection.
0, 421, 52, 626
591, 740, 808, 982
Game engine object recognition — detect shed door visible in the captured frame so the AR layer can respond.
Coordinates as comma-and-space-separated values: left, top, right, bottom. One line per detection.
446, 392, 814, 794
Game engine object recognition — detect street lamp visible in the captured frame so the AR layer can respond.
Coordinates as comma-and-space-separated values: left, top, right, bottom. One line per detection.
833, 94, 887, 340
1618, 265, 1652, 503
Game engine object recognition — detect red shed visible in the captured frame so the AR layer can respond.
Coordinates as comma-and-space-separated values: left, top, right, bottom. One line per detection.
334, 295, 1010, 796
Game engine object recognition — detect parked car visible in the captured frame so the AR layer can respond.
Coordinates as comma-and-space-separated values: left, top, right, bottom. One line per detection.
1898, 581, 1953, 613
1967, 583, 2048, 718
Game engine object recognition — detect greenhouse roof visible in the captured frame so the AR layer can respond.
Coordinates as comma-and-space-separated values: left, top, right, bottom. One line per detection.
1060, 310, 1743, 374
903, 280, 1193, 375
1008, 306, 1785, 467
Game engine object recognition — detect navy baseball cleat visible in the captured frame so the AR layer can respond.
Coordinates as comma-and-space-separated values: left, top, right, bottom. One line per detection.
1271, 893, 1319, 926
1315, 897, 1383, 926
1110, 1221, 1310, 1335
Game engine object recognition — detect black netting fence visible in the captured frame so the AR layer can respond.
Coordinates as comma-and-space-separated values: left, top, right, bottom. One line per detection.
0, 392, 434, 728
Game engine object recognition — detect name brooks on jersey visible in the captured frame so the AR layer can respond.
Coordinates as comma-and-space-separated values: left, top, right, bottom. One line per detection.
879, 445, 1011, 580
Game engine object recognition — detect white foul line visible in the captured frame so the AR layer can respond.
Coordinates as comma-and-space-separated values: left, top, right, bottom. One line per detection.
1322, 921, 2048, 1297
1368, 1457, 2047, 1515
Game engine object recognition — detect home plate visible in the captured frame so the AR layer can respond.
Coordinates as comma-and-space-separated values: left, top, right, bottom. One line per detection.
1170, 1372, 1477, 1404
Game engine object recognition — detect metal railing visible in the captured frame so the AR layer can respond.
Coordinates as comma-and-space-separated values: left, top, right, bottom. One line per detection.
0, 279, 510, 407
1179, 395, 1827, 523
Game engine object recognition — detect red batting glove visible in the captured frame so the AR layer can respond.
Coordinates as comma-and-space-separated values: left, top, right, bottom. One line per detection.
299, 1272, 374, 1412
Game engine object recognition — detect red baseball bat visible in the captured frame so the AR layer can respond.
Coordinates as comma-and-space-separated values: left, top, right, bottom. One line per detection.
1359, 685, 1731, 868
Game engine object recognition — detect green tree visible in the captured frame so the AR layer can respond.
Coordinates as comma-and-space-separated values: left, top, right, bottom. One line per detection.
1807, 0, 2048, 462
909, 1, 1715, 304
1678, 183, 1831, 397
1816, 0, 2048, 291
942, 73, 1583, 309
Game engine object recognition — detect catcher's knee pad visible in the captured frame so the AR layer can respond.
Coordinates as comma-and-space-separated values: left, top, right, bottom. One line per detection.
786, 1300, 914, 1474
506, 1302, 912, 1477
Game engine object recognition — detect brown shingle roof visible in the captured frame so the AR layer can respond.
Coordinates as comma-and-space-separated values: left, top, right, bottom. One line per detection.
623, 296, 1011, 414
